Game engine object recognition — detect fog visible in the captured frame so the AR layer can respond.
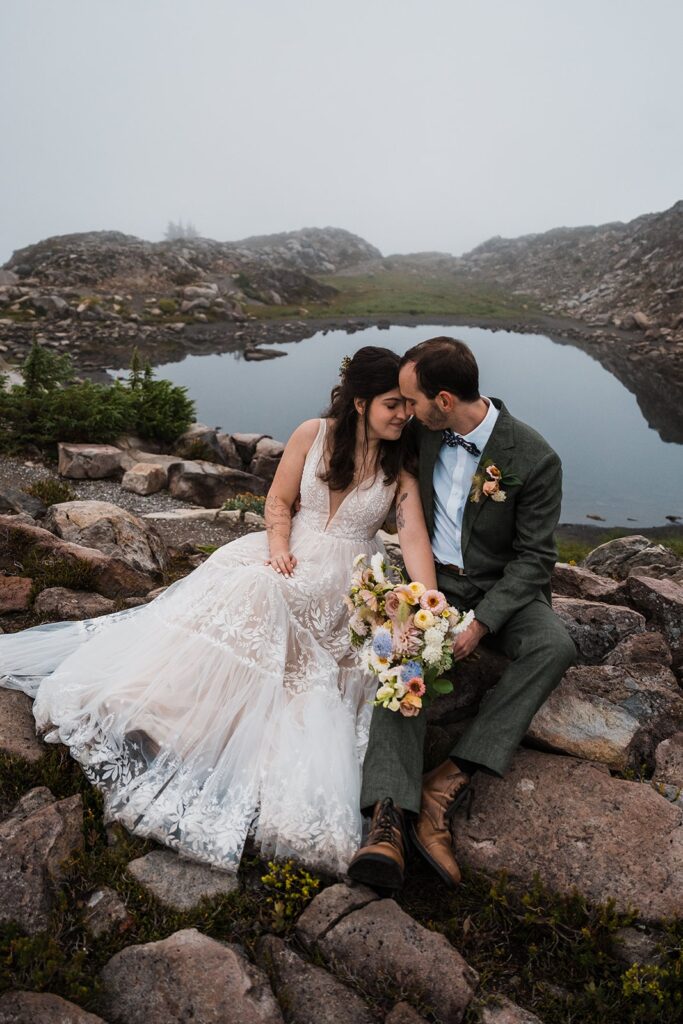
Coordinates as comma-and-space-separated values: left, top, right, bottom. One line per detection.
2, 0, 681, 263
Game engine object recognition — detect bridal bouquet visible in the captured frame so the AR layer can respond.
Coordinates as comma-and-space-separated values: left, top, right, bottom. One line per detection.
346, 553, 475, 717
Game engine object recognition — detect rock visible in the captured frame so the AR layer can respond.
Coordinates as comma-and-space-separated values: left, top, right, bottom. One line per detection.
296, 882, 378, 948
0, 788, 83, 935
625, 575, 683, 670
99, 928, 283, 1024
44, 500, 168, 576
633, 310, 651, 330
385, 1003, 429, 1024
552, 597, 644, 663
259, 935, 374, 1024
58, 443, 124, 479
610, 925, 663, 966
583, 535, 680, 582
0, 991, 107, 1023
121, 462, 168, 495
0, 575, 33, 612
604, 629, 673, 668
475, 995, 545, 1024
451, 749, 683, 922
0, 690, 46, 763
126, 849, 239, 911
231, 432, 268, 463
0, 483, 45, 518
653, 731, 683, 788
173, 422, 221, 460
310, 898, 477, 1023
83, 885, 134, 939
527, 654, 683, 769
550, 563, 622, 602
215, 431, 243, 468
33, 294, 70, 316
33, 587, 116, 619
250, 437, 285, 481
168, 460, 267, 507
0, 515, 157, 598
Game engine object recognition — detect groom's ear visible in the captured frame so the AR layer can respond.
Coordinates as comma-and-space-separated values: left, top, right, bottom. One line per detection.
436, 390, 456, 413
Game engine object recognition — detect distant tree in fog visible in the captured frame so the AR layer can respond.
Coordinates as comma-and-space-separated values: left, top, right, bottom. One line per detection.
164, 219, 200, 240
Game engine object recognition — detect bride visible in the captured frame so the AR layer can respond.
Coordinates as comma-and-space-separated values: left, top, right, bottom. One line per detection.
0, 346, 438, 876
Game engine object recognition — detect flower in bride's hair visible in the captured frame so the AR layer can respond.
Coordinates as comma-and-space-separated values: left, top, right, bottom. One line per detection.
339, 354, 352, 380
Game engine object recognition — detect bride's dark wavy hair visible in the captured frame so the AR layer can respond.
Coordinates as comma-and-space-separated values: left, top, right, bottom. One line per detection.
320, 346, 405, 491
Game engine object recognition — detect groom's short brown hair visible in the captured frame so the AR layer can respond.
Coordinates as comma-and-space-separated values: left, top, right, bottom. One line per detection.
401, 336, 480, 403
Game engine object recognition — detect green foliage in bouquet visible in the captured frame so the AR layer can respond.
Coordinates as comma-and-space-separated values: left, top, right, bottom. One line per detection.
0, 342, 194, 452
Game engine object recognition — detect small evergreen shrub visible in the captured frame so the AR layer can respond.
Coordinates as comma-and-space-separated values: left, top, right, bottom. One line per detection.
0, 343, 195, 452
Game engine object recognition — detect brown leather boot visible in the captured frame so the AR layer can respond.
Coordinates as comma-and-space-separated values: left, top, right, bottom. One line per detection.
347, 797, 406, 889
410, 759, 471, 888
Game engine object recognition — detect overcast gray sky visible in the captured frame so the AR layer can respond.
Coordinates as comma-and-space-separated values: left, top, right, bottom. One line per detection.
2, 0, 681, 264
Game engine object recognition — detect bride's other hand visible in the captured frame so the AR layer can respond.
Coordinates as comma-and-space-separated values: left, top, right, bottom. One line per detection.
265, 551, 298, 577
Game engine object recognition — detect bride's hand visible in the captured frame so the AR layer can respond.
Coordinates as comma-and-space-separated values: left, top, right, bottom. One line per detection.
265, 552, 298, 578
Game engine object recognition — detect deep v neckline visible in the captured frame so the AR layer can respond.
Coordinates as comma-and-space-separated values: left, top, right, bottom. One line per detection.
318, 419, 380, 532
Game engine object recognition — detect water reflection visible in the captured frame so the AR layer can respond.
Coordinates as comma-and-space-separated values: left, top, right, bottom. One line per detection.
150, 324, 683, 527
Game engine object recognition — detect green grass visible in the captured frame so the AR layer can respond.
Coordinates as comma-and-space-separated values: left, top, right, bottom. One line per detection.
246, 269, 540, 320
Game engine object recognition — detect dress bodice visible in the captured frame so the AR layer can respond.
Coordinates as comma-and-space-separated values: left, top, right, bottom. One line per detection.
295, 419, 396, 542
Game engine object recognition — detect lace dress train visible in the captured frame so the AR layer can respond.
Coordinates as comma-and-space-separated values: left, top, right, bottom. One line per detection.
0, 419, 396, 875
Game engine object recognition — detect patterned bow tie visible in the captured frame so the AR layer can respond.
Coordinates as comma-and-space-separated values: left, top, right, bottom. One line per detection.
442, 429, 481, 457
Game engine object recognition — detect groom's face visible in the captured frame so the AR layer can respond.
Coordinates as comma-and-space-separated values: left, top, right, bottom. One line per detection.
399, 362, 449, 430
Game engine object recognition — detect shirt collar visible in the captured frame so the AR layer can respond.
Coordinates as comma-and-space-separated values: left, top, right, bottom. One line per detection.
460, 396, 497, 448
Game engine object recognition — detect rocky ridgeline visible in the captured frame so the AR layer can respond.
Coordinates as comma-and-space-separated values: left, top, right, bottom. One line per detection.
456, 200, 683, 337
1, 471, 683, 1021
0, 226, 378, 369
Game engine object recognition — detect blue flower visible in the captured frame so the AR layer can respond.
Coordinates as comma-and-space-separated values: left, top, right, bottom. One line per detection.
372, 628, 393, 659
400, 660, 422, 682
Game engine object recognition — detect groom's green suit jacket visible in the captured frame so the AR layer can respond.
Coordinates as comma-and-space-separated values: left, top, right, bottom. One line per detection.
412, 398, 563, 635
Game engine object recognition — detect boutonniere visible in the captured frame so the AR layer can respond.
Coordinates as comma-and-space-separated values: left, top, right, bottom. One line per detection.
470, 460, 522, 504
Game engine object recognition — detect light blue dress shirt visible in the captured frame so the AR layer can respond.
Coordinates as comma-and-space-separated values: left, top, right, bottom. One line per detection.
431, 397, 500, 567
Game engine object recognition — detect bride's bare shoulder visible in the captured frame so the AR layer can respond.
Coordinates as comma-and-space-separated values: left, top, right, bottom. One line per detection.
286, 418, 323, 454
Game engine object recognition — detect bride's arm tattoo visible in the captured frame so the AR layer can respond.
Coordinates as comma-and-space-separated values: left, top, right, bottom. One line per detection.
265, 495, 292, 539
396, 491, 408, 530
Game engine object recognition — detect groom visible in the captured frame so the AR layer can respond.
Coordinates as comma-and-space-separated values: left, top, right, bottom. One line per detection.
348, 336, 576, 890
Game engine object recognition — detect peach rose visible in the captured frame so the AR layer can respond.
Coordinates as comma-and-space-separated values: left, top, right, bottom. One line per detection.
399, 691, 423, 717
482, 480, 499, 497
486, 464, 502, 480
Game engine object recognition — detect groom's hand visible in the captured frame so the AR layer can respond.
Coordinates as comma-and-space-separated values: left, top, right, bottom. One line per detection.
452, 619, 489, 661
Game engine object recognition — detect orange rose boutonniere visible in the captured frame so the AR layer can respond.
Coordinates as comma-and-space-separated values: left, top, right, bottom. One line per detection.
470, 460, 522, 504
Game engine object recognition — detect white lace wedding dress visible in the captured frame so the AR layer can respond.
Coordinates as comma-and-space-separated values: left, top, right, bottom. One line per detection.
0, 419, 396, 875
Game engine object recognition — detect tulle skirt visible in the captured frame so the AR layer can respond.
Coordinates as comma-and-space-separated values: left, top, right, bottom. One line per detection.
0, 519, 382, 875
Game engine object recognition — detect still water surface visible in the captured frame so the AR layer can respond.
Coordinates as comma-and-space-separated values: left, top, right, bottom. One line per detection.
147, 324, 683, 527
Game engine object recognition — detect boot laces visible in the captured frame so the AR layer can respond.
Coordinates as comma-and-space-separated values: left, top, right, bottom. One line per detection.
372, 798, 402, 844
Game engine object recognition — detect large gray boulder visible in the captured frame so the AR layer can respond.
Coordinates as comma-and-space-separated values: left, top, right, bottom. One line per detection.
168, 460, 267, 507
583, 535, 680, 581
552, 597, 645, 663
0, 515, 158, 598
121, 462, 168, 495
58, 443, 124, 479
33, 587, 116, 620
99, 928, 283, 1024
250, 437, 285, 482
550, 562, 622, 602
0, 991, 107, 1023
625, 575, 683, 671
0, 788, 83, 935
259, 935, 375, 1024
0, 690, 47, 763
653, 731, 683, 789
126, 849, 239, 911
44, 500, 168, 576
526, 645, 683, 769
451, 749, 683, 922
297, 886, 478, 1024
